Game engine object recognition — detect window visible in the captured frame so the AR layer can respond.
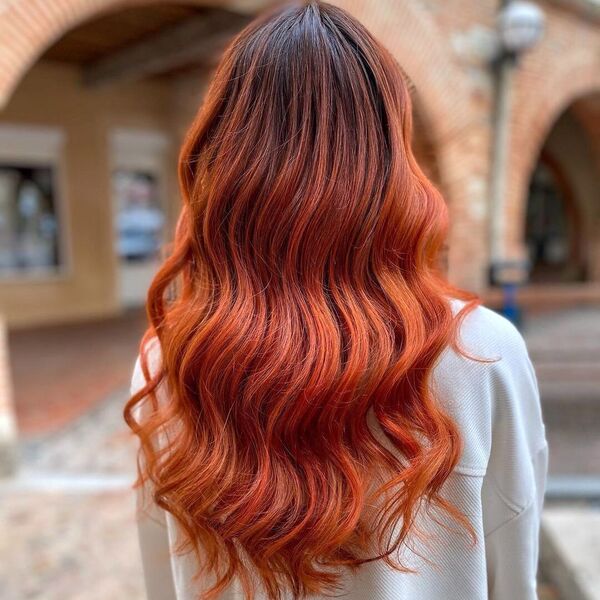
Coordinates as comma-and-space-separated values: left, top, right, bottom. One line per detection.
0, 125, 66, 279
0, 164, 61, 275
113, 169, 164, 262
525, 154, 584, 283
110, 128, 170, 307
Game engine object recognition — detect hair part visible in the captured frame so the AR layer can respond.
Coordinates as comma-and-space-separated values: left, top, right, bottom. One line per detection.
125, 2, 478, 598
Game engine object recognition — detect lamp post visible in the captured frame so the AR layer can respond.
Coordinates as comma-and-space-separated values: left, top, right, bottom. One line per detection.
489, 0, 545, 324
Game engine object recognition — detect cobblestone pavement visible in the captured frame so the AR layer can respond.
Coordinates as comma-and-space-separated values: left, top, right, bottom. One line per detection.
1, 490, 143, 600
19, 387, 136, 475
0, 389, 142, 600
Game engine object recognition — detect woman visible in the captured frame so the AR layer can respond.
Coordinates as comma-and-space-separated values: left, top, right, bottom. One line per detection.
125, 2, 547, 599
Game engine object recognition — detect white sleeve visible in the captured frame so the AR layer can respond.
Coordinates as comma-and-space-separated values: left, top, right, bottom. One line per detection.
481, 325, 548, 599
130, 353, 178, 600
136, 485, 178, 600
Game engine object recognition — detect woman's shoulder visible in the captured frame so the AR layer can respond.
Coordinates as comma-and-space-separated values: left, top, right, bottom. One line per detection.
444, 298, 537, 405
449, 297, 528, 360
434, 298, 541, 473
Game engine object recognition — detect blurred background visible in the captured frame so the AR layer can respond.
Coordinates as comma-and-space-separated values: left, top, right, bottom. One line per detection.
0, 0, 598, 598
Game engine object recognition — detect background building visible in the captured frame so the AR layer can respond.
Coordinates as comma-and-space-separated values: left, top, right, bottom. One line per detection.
0, 0, 598, 327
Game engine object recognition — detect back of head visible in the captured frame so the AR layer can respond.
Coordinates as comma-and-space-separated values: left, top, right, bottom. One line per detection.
126, 2, 477, 598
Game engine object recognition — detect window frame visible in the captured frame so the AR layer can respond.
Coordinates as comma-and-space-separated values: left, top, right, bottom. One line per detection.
0, 123, 72, 283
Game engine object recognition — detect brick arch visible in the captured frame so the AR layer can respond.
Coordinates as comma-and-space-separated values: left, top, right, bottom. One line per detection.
0, 0, 270, 109
333, 0, 486, 289
505, 62, 600, 258
0, 0, 474, 168
0, 0, 472, 135
333, 0, 472, 144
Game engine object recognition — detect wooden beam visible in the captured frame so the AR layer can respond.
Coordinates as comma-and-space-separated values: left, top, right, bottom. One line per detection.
83, 11, 250, 87
222, 0, 280, 14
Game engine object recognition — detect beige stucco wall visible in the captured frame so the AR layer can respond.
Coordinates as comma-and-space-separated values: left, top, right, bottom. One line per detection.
0, 61, 177, 328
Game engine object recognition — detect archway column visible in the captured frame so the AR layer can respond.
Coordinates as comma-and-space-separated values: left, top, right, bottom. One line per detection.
0, 316, 17, 476
438, 123, 492, 291
572, 100, 600, 282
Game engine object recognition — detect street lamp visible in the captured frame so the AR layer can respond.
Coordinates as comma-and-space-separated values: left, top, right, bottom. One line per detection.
498, 1, 546, 57
489, 0, 545, 324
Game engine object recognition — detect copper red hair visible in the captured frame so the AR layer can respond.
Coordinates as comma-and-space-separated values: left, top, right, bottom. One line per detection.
125, 2, 478, 598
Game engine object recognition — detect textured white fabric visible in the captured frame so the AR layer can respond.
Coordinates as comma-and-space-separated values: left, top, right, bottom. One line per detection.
131, 300, 548, 600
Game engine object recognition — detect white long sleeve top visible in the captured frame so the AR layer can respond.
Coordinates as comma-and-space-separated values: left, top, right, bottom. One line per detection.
131, 300, 548, 600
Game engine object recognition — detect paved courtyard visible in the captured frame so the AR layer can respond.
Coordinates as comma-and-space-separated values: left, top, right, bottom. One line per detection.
9, 309, 146, 435
522, 306, 600, 476
0, 389, 141, 600
3, 304, 600, 599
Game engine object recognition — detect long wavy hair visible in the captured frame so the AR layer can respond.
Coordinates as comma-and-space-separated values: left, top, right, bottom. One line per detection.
125, 2, 478, 598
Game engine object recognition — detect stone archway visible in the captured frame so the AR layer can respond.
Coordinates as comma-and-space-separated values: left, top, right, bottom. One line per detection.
0, 0, 472, 139
0, 0, 273, 109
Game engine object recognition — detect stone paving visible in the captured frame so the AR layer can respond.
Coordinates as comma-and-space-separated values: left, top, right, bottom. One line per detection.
541, 507, 600, 600
19, 388, 136, 475
523, 306, 600, 477
1, 490, 143, 600
9, 309, 146, 435
0, 390, 141, 600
